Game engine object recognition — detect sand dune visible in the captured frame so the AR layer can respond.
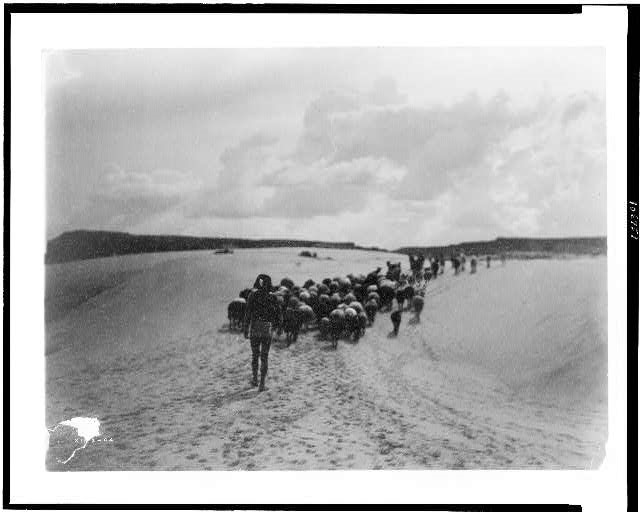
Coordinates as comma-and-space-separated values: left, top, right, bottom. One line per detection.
45, 249, 607, 470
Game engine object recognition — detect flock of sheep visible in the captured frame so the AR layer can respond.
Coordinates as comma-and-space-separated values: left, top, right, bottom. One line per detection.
227, 260, 430, 349
227, 253, 502, 348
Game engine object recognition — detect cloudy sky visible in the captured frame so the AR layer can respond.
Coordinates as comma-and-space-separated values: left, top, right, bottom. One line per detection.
46, 48, 606, 248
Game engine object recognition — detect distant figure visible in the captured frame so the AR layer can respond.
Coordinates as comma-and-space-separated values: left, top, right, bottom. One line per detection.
470, 256, 477, 274
501, 254, 506, 265
487, 255, 492, 268
409, 254, 426, 280
412, 294, 425, 322
431, 259, 439, 279
390, 295, 402, 336
452, 255, 460, 275
243, 274, 282, 391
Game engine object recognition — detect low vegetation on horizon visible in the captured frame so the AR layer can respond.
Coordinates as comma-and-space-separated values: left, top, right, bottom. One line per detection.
45, 229, 607, 265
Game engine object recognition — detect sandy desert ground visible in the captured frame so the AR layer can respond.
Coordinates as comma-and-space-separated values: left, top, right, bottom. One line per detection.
45, 248, 607, 470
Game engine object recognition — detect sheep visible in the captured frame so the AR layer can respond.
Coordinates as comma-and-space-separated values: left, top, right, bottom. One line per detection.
424, 267, 433, 282
357, 312, 368, 338
402, 285, 415, 309
337, 276, 352, 294
299, 290, 311, 304
352, 284, 365, 303
283, 306, 302, 345
329, 309, 345, 349
386, 261, 402, 281
280, 277, 295, 290
349, 301, 364, 314
343, 292, 357, 305
318, 317, 331, 339
298, 304, 315, 332
365, 298, 378, 325
344, 307, 359, 341
317, 283, 330, 295
367, 291, 381, 305
412, 294, 425, 322
470, 256, 478, 274
378, 280, 396, 312
227, 298, 247, 331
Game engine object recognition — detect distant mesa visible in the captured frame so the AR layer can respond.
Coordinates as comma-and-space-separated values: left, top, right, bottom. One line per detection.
395, 236, 607, 259
45, 230, 375, 265
45, 230, 606, 265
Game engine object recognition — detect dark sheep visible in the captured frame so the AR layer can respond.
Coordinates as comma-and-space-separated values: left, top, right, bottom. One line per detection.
344, 308, 360, 341
367, 291, 381, 304
329, 309, 345, 348
396, 286, 406, 310
343, 292, 357, 305
227, 298, 247, 331
349, 301, 364, 314
424, 268, 433, 282
273, 295, 285, 336
365, 299, 378, 324
353, 284, 365, 303
298, 304, 315, 331
338, 277, 352, 293
378, 282, 396, 312
357, 312, 368, 337
390, 309, 402, 336
402, 285, 415, 308
283, 306, 302, 345
319, 317, 331, 339
412, 295, 424, 321
280, 277, 295, 290
386, 261, 402, 281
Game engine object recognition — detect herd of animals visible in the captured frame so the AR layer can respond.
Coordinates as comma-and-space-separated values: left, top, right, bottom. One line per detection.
227, 252, 504, 349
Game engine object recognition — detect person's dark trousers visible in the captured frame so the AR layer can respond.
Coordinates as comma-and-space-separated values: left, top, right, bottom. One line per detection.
250, 337, 271, 390
391, 311, 402, 335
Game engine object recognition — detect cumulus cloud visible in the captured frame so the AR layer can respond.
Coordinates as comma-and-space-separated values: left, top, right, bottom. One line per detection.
368, 76, 408, 106
47, 49, 606, 247
102, 164, 201, 200
561, 92, 597, 126
66, 163, 204, 231
184, 133, 279, 219
180, 82, 605, 244
291, 89, 545, 206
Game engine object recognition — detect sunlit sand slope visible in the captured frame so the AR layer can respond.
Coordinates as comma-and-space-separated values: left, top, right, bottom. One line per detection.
46, 250, 607, 470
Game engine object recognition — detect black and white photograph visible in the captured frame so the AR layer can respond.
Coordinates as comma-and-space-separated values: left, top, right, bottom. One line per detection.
44, 45, 608, 471
6, 5, 632, 509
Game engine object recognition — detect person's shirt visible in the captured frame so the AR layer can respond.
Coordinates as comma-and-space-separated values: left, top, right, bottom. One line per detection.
244, 290, 280, 327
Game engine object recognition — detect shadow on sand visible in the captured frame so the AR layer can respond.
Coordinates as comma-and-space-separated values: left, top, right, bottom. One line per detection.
219, 386, 260, 405
272, 340, 291, 351
218, 323, 244, 334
